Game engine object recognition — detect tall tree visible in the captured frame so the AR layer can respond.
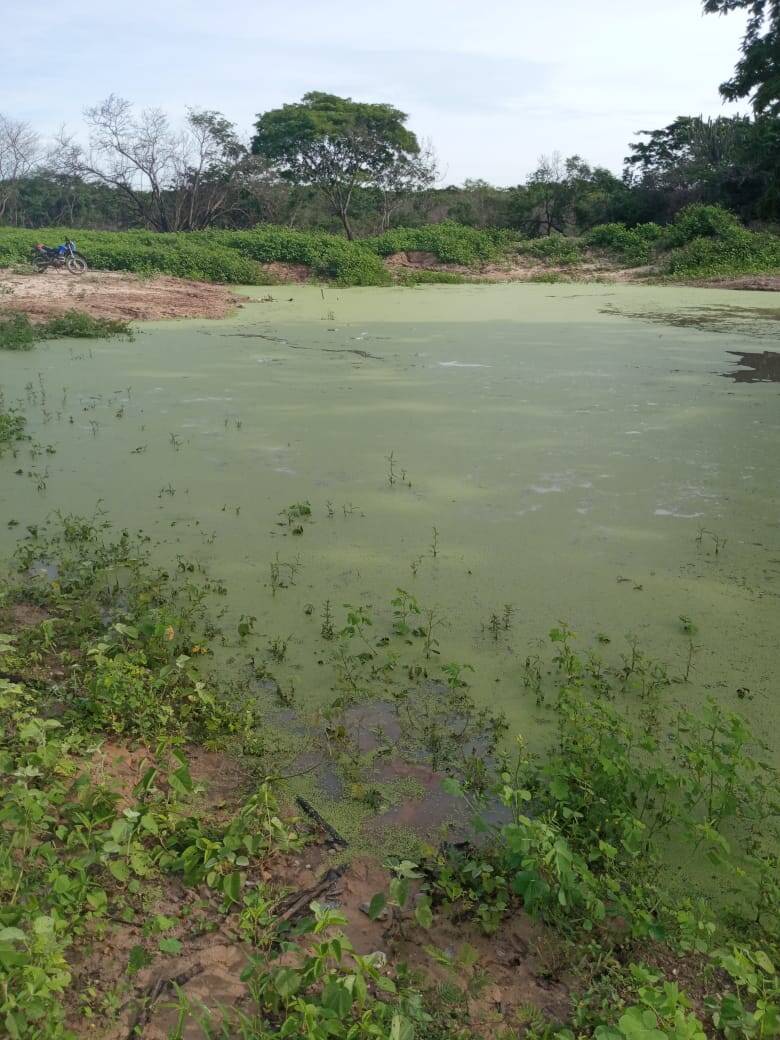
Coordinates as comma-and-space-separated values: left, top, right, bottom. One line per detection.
0, 115, 40, 222
251, 92, 430, 239
56, 97, 251, 231
704, 0, 780, 114
508, 154, 628, 236
626, 114, 780, 220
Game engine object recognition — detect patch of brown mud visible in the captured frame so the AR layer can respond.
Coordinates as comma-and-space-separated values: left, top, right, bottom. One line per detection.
91, 743, 155, 806
724, 349, 780, 383
4, 602, 50, 630
64, 820, 570, 1040
92, 743, 253, 810
259, 261, 312, 283
384, 250, 651, 284
133, 940, 250, 1040
371, 759, 463, 835
338, 858, 571, 1034
66, 833, 336, 1037
385, 250, 471, 275
0, 268, 242, 322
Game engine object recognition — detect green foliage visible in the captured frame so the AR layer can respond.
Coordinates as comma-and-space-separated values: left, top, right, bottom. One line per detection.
585, 223, 660, 265
395, 270, 467, 285
0, 310, 133, 351
594, 965, 707, 1040
666, 204, 743, 247
0, 513, 436, 1039
666, 229, 780, 277
407, 625, 780, 1038
517, 234, 584, 265
624, 115, 780, 223
0, 312, 36, 351
703, 0, 780, 116
252, 91, 426, 240
214, 902, 418, 1038
2, 214, 778, 286
40, 311, 134, 341
0, 410, 27, 453
367, 221, 510, 265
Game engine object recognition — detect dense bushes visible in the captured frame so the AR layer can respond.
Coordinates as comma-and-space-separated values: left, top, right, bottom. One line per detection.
0, 206, 778, 286
367, 220, 511, 265
517, 233, 584, 265
665, 203, 743, 247
0, 311, 133, 350
585, 222, 662, 265
0, 312, 37, 350
666, 229, 780, 277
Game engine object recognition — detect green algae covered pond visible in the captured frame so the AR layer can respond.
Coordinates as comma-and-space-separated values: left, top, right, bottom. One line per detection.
1, 282, 779, 795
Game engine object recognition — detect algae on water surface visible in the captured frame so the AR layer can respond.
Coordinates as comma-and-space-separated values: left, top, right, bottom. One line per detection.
1, 283, 778, 781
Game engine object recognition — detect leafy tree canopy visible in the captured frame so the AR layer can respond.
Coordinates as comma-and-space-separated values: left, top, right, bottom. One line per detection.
251, 92, 422, 238
704, 0, 780, 114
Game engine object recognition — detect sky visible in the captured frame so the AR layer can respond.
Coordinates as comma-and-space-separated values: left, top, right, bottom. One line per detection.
0, 0, 749, 185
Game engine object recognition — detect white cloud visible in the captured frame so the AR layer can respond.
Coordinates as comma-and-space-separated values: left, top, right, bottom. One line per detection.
0, 0, 749, 184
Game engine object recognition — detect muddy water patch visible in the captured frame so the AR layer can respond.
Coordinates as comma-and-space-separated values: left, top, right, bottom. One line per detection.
602, 301, 780, 338
723, 350, 780, 383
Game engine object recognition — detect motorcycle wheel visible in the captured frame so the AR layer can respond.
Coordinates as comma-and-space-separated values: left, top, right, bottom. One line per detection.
67, 257, 88, 274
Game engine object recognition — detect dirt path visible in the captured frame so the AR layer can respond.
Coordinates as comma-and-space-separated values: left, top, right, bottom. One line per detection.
0, 268, 243, 322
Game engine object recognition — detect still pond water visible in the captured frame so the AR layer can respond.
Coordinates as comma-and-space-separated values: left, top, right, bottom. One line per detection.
1, 283, 778, 776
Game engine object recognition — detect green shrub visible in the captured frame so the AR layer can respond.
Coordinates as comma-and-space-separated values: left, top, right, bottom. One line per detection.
666, 229, 780, 277
41, 311, 134, 340
366, 221, 510, 265
0, 312, 36, 350
666, 203, 742, 247
0, 310, 133, 351
585, 222, 658, 265
0, 409, 27, 452
394, 270, 467, 285
517, 234, 584, 266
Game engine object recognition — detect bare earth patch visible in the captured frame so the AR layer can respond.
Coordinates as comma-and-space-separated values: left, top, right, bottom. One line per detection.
0, 268, 243, 323
685, 274, 780, 292
383, 250, 653, 283
259, 261, 312, 283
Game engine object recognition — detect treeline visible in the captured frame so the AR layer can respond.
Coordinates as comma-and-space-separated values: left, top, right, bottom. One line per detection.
3, 203, 778, 285
1, 113, 779, 238
1, 0, 778, 239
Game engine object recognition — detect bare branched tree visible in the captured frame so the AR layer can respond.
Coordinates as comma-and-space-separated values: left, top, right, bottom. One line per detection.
0, 115, 41, 221
54, 96, 251, 231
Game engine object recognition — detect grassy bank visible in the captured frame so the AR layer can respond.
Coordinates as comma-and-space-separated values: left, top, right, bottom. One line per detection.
0, 311, 134, 351
1, 206, 778, 287
0, 508, 778, 1039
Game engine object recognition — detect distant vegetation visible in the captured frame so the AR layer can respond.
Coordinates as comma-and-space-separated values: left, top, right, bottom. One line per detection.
1, 205, 777, 286
0, 2, 778, 291
0, 310, 133, 350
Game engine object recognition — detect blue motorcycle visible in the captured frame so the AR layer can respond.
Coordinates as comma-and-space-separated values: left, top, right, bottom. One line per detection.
32, 240, 88, 274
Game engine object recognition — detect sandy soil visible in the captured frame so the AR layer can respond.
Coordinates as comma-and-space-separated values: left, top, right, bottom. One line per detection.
0, 268, 243, 322
384, 249, 651, 283
3, 259, 774, 334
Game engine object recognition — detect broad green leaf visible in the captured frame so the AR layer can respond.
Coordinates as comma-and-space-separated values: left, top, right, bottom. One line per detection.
414, 899, 433, 929
367, 892, 386, 920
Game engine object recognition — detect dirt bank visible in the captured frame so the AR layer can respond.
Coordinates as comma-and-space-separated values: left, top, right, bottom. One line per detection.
0, 268, 243, 322
384, 249, 650, 283
686, 273, 780, 292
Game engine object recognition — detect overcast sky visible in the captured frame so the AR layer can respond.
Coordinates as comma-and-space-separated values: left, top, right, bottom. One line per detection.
1, 0, 748, 185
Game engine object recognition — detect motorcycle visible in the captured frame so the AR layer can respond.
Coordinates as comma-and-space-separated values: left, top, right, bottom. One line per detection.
32, 240, 88, 275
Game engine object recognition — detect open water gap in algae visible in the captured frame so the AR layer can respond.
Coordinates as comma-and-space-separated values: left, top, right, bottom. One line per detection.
1, 282, 778, 849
